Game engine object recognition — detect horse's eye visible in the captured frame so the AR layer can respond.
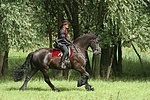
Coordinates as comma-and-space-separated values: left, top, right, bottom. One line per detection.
96, 38, 99, 42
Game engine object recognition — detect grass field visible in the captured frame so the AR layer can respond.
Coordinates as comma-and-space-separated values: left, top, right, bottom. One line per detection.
0, 77, 150, 100
0, 47, 150, 100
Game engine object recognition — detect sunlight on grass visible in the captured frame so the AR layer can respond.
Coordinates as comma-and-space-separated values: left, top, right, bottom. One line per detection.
0, 79, 150, 100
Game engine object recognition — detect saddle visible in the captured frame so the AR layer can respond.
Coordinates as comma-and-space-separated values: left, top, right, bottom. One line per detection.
51, 47, 73, 58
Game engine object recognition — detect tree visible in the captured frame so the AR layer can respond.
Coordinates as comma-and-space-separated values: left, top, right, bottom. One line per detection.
78, 0, 150, 78
0, 0, 48, 76
99, 0, 150, 77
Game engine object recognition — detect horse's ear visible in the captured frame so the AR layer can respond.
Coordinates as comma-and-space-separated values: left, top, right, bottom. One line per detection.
94, 33, 100, 41
94, 33, 99, 37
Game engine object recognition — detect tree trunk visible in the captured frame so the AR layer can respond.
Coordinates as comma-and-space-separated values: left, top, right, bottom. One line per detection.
71, 0, 79, 39
112, 44, 118, 76
100, 46, 111, 77
92, 54, 101, 78
106, 48, 114, 79
2, 51, 8, 76
96, 0, 105, 31
117, 38, 122, 74
107, 45, 116, 78
131, 42, 146, 76
0, 51, 5, 77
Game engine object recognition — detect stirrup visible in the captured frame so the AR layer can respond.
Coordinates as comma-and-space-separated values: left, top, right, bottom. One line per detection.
60, 62, 66, 69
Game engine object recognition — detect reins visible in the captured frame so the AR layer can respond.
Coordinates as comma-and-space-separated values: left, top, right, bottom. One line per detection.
72, 44, 93, 53
72, 44, 78, 53
84, 49, 93, 52
79, 47, 93, 52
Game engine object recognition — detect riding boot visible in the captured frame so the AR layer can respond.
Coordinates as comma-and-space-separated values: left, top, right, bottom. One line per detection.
60, 53, 66, 69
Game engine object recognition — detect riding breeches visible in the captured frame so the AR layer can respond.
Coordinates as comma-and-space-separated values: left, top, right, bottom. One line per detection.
59, 44, 69, 62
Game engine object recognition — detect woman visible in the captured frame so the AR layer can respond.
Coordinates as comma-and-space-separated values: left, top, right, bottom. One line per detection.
54, 20, 72, 69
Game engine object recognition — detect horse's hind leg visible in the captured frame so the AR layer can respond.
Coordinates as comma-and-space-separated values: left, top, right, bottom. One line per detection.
76, 66, 94, 91
20, 68, 38, 90
41, 69, 60, 92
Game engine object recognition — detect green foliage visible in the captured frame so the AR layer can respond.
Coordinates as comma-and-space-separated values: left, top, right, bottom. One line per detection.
106, 0, 150, 50
77, 0, 150, 49
78, 0, 99, 33
0, 0, 149, 53
0, 1, 48, 51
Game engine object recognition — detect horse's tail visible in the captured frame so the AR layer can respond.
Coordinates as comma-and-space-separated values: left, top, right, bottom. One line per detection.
13, 52, 34, 82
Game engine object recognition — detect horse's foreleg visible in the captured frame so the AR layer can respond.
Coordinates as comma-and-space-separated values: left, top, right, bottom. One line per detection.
41, 69, 60, 92
77, 72, 89, 87
20, 68, 38, 90
77, 66, 94, 91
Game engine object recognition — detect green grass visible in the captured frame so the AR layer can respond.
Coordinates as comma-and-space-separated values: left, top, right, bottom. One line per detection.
0, 78, 150, 100
1, 47, 150, 100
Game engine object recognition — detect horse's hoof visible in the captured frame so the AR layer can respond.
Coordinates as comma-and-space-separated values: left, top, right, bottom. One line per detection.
85, 85, 94, 91
54, 89, 60, 92
87, 87, 94, 91
90, 87, 94, 91
52, 87, 60, 92
19, 87, 25, 91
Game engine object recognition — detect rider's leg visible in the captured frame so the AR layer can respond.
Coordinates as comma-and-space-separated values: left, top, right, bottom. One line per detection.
60, 45, 69, 69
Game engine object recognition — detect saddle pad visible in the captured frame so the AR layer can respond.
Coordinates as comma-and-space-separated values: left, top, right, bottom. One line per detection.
51, 47, 73, 58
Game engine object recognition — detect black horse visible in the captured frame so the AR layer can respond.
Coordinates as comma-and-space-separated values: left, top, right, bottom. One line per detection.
13, 33, 101, 92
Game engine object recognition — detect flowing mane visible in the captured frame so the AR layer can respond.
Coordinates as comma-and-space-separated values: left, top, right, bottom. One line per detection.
73, 33, 97, 44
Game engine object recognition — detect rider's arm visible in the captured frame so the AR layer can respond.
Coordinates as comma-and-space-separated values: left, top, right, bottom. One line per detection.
65, 37, 73, 44
58, 29, 72, 45
58, 29, 66, 39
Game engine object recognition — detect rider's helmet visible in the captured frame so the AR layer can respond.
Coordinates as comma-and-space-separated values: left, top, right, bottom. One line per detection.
62, 20, 69, 25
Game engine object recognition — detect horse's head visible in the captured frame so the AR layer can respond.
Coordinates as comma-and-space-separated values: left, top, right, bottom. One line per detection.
73, 33, 101, 55
89, 36, 101, 55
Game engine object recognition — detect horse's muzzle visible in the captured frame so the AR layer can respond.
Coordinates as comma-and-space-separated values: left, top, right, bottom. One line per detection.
93, 49, 101, 55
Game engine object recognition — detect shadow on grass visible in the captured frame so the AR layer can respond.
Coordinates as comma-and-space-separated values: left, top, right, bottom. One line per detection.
7, 87, 49, 91
7, 86, 84, 92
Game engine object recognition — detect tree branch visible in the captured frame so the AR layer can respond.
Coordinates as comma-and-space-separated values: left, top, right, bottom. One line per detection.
131, 41, 146, 77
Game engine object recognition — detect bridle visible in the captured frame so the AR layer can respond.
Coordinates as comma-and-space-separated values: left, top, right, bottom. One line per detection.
89, 38, 101, 54
74, 37, 101, 54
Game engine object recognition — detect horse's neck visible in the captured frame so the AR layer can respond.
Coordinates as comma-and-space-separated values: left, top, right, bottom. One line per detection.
73, 43, 88, 57
71, 45, 86, 61
74, 42, 89, 50
73, 35, 92, 57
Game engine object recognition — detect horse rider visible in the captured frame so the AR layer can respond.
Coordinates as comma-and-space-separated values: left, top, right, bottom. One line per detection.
54, 20, 72, 69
